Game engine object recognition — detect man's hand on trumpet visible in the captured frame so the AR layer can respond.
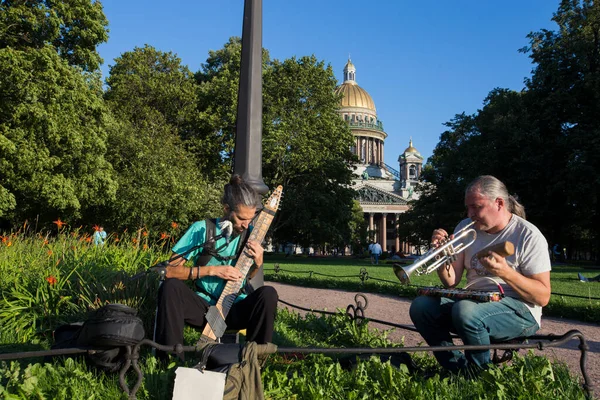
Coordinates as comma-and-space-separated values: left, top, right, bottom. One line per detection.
431, 228, 451, 247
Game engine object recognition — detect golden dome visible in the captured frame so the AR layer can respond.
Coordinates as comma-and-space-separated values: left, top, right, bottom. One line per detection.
404, 138, 419, 154
335, 82, 377, 112
336, 59, 377, 112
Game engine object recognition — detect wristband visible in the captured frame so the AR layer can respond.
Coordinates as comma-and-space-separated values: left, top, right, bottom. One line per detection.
195, 266, 200, 280
188, 268, 193, 280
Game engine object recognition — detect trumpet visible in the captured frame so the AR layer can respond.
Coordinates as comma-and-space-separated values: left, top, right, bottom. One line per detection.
393, 221, 477, 285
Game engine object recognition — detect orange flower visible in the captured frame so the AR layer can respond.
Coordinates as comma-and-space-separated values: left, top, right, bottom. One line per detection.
114, 237, 120, 243
170, 221, 179, 229
0, 236, 6, 243
160, 232, 169, 240
132, 238, 138, 244
143, 244, 148, 250
93, 225, 101, 232
47, 250, 53, 256
142, 231, 148, 237
85, 237, 92, 243
46, 276, 57, 285
6, 241, 12, 247
53, 219, 66, 229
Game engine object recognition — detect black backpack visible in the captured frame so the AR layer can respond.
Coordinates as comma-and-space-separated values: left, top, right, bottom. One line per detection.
52, 304, 145, 372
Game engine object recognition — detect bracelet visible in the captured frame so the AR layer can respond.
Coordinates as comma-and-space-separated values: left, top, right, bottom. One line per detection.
188, 267, 193, 280
195, 266, 200, 280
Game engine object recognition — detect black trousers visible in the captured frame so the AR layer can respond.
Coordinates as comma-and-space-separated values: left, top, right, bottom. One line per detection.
155, 278, 278, 355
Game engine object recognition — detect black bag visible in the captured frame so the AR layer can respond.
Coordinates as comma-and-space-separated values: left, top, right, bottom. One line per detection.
52, 304, 145, 372
196, 342, 276, 400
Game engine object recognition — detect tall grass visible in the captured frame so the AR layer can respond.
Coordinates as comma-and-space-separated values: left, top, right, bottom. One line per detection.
0, 229, 169, 344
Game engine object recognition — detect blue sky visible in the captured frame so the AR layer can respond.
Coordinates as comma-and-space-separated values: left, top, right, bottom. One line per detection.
98, 0, 560, 167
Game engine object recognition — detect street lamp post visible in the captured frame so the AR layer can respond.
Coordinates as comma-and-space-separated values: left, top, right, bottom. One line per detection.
235, 0, 268, 288
234, 0, 269, 196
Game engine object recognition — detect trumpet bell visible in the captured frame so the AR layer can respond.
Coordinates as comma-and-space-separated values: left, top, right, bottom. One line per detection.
393, 263, 410, 285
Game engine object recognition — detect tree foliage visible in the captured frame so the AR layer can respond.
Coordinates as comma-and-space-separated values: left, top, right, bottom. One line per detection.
0, 0, 114, 229
0, 46, 116, 225
103, 46, 222, 230
262, 55, 357, 249
0, 0, 109, 71
194, 37, 271, 178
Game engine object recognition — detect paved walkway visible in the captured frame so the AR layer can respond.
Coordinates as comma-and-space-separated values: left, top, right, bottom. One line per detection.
267, 281, 599, 391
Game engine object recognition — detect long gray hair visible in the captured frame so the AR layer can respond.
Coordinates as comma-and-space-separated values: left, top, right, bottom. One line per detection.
221, 174, 262, 212
465, 175, 526, 219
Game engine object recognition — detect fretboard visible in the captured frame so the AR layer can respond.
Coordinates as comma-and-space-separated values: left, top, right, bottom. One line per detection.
216, 209, 274, 316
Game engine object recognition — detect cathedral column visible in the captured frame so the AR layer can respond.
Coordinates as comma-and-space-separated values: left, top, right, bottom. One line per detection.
381, 213, 387, 251
373, 139, 377, 165
395, 213, 400, 253
369, 213, 374, 241
380, 140, 384, 166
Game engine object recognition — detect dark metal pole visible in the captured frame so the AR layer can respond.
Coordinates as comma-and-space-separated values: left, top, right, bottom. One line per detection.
236, 0, 267, 288
234, 0, 269, 195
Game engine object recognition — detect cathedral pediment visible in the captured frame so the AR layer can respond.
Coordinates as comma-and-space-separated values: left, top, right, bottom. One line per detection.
356, 183, 407, 205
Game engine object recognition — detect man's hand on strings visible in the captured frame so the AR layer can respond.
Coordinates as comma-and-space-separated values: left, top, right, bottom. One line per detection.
478, 251, 510, 278
245, 240, 264, 268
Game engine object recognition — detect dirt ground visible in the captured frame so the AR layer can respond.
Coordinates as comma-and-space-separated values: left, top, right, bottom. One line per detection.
267, 281, 599, 394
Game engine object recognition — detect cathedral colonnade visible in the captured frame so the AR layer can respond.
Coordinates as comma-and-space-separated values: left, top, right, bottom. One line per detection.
367, 212, 414, 255
353, 136, 384, 165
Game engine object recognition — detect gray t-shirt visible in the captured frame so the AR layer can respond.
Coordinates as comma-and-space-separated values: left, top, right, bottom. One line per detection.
454, 215, 551, 326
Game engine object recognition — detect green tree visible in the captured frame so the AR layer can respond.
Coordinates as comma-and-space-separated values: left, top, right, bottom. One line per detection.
0, 0, 109, 71
521, 0, 600, 258
0, 46, 116, 225
101, 116, 221, 231
104, 46, 221, 230
105, 45, 198, 132
194, 37, 271, 178
348, 200, 368, 254
262, 56, 357, 249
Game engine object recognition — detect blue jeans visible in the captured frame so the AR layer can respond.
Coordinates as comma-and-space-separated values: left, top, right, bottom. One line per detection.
373, 253, 380, 264
409, 295, 539, 372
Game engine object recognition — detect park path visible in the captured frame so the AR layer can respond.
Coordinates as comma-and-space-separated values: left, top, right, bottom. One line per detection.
266, 281, 599, 392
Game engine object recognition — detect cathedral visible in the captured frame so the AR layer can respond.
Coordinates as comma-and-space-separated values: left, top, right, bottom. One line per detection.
335, 59, 423, 254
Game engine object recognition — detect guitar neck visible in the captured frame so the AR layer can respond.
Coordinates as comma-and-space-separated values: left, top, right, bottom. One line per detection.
215, 209, 274, 316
